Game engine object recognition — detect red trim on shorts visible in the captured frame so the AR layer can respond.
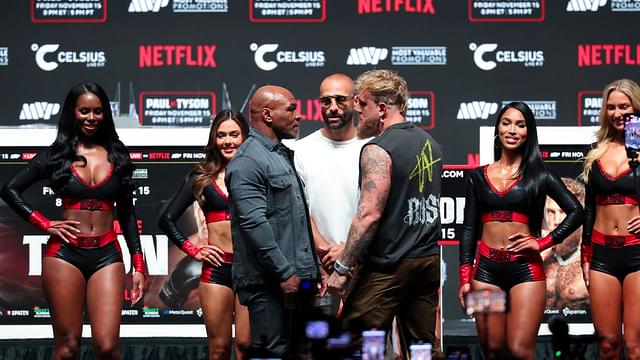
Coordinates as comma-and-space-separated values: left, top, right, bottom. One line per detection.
53, 230, 117, 249
221, 251, 233, 264
200, 262, 214, 283
44, 239, 63, 257
591, 228, 640, 247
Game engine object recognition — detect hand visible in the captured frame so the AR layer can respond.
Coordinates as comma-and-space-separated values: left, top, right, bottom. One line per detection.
507, 232, 540, 253
280, 274, 300, 309
321, 244, 345, 271
131, 271, 146, 305
46, 220, 81, 243
458, 283, 471, 309
582, 261, 590, 288
194, 245, 225, 266
628, 215, 640, 235
318, 265, 329, 297
327, 271, 349, 297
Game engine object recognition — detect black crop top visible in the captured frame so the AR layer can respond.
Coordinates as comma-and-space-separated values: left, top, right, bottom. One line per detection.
0, 151, 142, 256
583, 159, 639, 247
158, 171, 229, 251
460, 165, 583, 266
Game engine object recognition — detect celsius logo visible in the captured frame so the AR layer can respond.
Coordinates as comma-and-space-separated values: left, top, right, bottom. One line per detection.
347, 47, 388, 65
32, 43, 106, 71
357, 0, 435, 14
469, 42, 544, 71
250, 43, 325, 71
566, 0, 606, 11
456, 101, 498, 120
20, 102, 61, 121
129, 0, 169, 12
138, 45, 217, 68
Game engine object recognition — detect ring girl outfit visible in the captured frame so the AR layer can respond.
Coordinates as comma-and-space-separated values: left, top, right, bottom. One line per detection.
1, 151, 145, 278
583, 159, 640, 281
459, 165, 583, 291
158, 172, 233, 288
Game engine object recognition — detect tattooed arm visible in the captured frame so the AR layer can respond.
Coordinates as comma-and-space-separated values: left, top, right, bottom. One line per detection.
326, 144, 391, 294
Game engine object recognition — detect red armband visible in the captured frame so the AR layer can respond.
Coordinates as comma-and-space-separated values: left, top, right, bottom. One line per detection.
581, 244, 592, 265
459, 263, 472, 288
28, 211, 51, 232
537, 234, 554, 252
180, 239, 201, 258
132, 252, 145, 275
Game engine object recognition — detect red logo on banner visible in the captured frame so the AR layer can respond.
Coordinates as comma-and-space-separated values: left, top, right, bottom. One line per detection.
31, 0, 108, 23
358, 0, 435, 14
249, 0, 326, 22
407, 91, 435, 130
468, 0, 545, 22
296, 99, 323, 122
138, 45, 217, 68
578, 44, 640, 67
577, 90, 602, 126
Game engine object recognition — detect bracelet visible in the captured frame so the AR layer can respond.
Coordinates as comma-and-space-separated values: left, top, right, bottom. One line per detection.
459, 263, 472, 288
537, 234, 554, 252
333, 260, 350, 276
28, 210, 51, 232
181, 239, 202, 258
132, 252, 146, 275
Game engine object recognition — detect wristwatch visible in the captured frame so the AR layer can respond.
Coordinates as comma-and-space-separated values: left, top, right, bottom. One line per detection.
334, 260, 350, 276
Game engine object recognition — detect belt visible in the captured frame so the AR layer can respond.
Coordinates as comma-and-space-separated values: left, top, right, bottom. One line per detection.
592, 229, 640, 248
478, 241, 523, 262
221, 251, 233, 264
52, 230, 117, 249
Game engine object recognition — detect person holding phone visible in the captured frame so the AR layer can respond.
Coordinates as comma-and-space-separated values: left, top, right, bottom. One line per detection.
581, 78, 640, 360
159, 109, 251, 359
0, 82, 145, 359
459, 101, 583, 359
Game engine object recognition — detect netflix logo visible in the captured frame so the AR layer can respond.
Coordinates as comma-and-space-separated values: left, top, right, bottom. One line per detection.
578, 44, 640, 67
357, 0, 435, 14
138, 45, 217, 69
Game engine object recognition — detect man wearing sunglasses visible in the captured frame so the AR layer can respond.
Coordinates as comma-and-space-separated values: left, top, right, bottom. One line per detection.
294, 73, 373, 317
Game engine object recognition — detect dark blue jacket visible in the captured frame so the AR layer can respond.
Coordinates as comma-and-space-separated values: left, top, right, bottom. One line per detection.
225, 129, 319, 289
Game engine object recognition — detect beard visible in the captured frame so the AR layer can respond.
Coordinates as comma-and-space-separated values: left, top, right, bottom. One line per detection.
356, 116, 382, 139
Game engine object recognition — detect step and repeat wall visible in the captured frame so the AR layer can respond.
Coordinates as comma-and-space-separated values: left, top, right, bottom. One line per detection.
0, 0, 638, 333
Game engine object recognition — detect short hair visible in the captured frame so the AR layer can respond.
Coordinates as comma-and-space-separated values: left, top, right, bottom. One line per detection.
355, 70, 409, 115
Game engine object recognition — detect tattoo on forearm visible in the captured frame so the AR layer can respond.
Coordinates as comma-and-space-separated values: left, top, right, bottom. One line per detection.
341, 145, 391, 266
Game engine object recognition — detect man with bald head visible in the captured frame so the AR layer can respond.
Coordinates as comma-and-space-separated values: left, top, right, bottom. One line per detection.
294, 74, 372, 316
225, 85, 321, 358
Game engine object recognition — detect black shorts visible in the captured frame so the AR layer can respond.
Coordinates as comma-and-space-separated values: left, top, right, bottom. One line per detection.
200, 261, 232, 288
473, 242, 545, 290
44, 236, 123, 279
591, 244, 640, 282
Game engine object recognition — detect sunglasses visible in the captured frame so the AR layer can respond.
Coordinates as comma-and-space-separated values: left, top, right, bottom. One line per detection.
318, 95, 353, 108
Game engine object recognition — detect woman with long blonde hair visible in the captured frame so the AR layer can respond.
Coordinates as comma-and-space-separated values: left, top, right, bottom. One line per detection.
581, 79, 640, 360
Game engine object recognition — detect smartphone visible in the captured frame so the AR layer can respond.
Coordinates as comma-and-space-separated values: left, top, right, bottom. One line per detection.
410, 343, 432, 360
624, 113, 640, 154
362, 330, 385, 360
305, 320, 329, 340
